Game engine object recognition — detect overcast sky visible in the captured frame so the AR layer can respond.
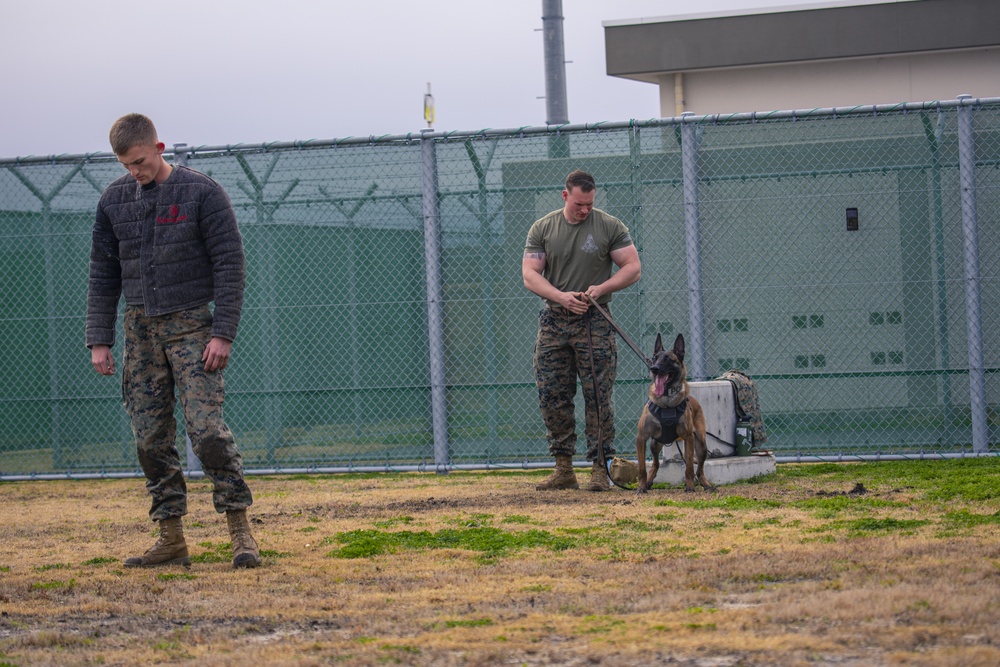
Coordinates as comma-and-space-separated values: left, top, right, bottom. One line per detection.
1, 0, 885, 158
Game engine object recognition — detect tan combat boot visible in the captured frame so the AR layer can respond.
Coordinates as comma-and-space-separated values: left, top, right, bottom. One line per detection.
535, 454, 579, 490
124, 516, 190, 568
226, 509, 262, 569
586, 460, 611, 492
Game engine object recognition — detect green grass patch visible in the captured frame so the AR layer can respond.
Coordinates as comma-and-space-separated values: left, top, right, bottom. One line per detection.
942, 508, 1000, 528
31, 579, 75, 590
157, 572, 197, 581
653, 495, 782, 510
379, 643, 420, 654
82, 557, 118, 566
191, 541, 231, 564
521, 584, 552, 592
791, 495, 907, 518
780, 459, 1000, 502
578, 615, 626, 635
325, 526, 575, 560
33, 563, 72, 572
809, 516, 931, 538
444, 618, 493, 628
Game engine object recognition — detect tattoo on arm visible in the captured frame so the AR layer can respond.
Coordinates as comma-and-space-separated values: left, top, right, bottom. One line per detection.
524, 252, 546, 260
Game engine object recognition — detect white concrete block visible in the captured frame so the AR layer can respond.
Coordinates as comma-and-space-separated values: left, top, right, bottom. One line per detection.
689, 380, 737, 458
652, 453, 776, 487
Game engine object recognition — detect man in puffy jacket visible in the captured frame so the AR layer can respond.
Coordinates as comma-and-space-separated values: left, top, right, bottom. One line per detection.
87, 113, 260, 569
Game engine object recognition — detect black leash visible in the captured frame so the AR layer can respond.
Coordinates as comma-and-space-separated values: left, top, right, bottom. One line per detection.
584, 308, 631, 491
582, 296, 655, 491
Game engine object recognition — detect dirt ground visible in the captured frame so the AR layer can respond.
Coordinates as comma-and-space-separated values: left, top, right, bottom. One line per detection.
1, 460, 999, 666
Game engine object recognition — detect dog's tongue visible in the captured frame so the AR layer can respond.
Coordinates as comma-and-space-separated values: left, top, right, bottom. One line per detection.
654, 375, 667, 396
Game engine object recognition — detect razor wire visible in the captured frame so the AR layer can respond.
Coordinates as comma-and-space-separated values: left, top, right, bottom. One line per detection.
1, 97, 998, 479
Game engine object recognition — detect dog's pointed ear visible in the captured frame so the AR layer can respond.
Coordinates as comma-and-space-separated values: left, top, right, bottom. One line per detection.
673, 334, 685, 361
654, 333, 663, 354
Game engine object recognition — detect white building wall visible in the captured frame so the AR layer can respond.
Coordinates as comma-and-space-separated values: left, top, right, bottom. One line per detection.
658, 48, 1000, 117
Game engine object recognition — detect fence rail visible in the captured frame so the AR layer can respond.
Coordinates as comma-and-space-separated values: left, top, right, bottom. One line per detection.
2, 96, 999, 479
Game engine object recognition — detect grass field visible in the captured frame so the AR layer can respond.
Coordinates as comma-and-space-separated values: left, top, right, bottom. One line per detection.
1, 458, 999, 666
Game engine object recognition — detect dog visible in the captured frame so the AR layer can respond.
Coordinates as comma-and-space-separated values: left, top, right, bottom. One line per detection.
635, 333, 713, 493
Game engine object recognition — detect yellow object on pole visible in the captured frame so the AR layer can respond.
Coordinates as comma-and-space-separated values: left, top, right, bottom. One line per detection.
423, 82, 435, 128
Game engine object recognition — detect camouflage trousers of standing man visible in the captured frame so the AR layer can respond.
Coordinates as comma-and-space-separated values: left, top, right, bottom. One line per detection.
533, 305, 618, 462
122, 304, 253, 522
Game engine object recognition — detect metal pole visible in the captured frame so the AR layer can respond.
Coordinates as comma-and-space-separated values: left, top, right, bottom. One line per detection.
172, 143, 189, 168
921, 114, 954, 434
421, 131, 449, 472
956, 95, 988, 453
680, 113, 706, 380
541, 0, 568, 126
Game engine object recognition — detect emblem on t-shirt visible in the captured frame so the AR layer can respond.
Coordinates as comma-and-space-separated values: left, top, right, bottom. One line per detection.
580, 234, 598, 254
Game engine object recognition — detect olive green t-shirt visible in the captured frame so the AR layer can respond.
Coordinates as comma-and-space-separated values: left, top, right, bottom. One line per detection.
524, 207, 633, 307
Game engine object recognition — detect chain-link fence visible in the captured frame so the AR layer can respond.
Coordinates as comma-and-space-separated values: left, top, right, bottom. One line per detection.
2, 97, 998, 479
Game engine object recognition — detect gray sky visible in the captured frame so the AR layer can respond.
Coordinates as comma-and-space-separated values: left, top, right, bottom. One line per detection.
1, 0, 877, 158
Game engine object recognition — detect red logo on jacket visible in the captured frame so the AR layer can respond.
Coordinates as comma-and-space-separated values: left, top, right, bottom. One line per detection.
157, 204, 188, 224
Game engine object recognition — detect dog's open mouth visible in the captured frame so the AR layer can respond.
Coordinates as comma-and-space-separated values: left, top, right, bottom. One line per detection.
653, 372, 673, 396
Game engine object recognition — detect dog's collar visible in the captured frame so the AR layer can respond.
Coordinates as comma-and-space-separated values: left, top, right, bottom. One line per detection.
658, 385, 686, 408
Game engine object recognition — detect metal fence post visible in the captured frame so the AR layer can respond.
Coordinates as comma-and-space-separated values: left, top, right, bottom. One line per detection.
921, 113, 955, 434
956, 95, 988, 453
680, 113, 707, 380
172, 143, 189, 168
421, 132, 450, 472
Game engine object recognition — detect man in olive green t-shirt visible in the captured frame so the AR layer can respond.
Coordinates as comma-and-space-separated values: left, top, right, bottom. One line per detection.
522, 170, 641, 491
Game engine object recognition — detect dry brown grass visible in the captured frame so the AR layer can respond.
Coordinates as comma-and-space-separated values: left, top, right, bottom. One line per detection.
1, 460, 1000, 666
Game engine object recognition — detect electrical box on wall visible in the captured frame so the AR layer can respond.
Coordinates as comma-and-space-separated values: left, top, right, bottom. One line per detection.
846, 207, 859, 231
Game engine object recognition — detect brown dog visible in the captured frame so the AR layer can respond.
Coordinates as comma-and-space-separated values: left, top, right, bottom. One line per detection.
635, 333, 713, 493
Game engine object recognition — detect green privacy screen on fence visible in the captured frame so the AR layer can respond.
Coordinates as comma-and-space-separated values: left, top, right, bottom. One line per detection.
1, 97, 998, 478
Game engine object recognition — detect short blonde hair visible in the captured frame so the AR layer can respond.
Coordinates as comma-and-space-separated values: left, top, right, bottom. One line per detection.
109, 113, 158, 156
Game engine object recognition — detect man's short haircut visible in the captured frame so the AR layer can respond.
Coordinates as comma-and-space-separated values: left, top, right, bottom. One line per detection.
109, 114, 158, 156
565, 169, 596, 193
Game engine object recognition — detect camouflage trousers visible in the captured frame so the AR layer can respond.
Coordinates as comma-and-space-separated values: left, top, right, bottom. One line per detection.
122, 305, 253, 522
533, 305, 617, 461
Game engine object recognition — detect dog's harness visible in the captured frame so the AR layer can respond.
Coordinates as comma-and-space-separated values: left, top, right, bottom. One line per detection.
646, 398, 688, 444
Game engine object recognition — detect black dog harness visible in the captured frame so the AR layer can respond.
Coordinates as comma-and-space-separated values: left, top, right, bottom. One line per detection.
646, 398, 688, 444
